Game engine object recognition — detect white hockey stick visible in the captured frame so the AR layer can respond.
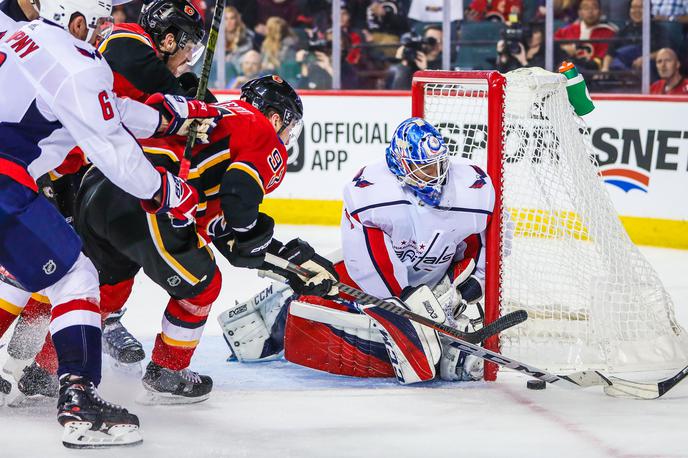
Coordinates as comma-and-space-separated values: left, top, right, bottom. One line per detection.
264, 253, 688, 399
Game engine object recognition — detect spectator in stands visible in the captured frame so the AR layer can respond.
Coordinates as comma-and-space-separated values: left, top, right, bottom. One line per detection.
534, 0, 578, 23
112, 5, 127, 24
465, 0, 523, 22
229, 0, 258, 30
495, 25, 545, 73
256, 0, 299, 34
260, 16, 300, 80
227, 50, 266, 88
366, 0, 409, 59
651, 0, 688, 23
408, 0, 462, 33
224, 7, 256, 70
386, 26, 443, 89
554, 0, 618, 71
601, 0, 668, 72
294, 34, 358, 89
650, 47, 688, 93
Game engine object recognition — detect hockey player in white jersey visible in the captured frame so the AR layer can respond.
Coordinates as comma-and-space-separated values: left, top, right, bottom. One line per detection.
0, 0, 220, 448
219, 117, 497, 384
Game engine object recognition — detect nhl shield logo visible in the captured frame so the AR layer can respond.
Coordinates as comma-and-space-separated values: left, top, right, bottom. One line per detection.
42, 260, 57, 275
184, 5, 195, 16
167, 275, 181, 287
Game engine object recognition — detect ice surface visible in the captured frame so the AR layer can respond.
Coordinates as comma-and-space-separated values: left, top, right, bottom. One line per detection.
1, 226, 686, 457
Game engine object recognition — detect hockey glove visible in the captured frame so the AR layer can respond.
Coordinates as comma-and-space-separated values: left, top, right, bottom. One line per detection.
213, 213, 275, 269
177, 72, 218, 102
141, 167, 199, 227
264, 238, 339, 298
145, 93, 220, 143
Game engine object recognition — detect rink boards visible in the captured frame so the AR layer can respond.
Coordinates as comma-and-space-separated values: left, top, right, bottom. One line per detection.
215, 91, 688, 249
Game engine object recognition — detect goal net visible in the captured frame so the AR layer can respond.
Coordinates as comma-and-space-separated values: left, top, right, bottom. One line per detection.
411, 68, 688, 380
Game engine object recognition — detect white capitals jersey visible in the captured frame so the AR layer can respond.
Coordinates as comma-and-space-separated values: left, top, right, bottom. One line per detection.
0, 19, 160, 198
341, 161, 495, 299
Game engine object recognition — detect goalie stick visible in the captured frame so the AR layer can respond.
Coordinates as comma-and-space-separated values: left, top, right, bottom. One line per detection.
178, 0, 225, 179
264, 253, 688, 399
258, 264, 526, 344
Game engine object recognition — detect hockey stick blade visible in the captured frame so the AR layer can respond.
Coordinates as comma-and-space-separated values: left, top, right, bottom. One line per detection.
264, 254, 688, 399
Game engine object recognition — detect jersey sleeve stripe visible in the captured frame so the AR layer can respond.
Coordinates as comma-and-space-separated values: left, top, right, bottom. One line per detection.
362, 225, 403, 297
227, 162, 266, 194
188, 149, 231, 179
350, 200, 412, 217
145, 213, 201, 286
143, 146, 179, 162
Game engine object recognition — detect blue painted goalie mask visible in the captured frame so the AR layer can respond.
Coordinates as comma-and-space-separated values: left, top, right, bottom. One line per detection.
385, 118, 449, 207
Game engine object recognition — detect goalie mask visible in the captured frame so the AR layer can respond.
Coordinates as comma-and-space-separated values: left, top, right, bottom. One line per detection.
386, 118, 449, 207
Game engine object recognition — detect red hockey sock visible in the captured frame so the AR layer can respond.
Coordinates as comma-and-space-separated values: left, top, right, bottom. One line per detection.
99, 278, 134, 318
35, 332, 58, 374
152, 269, 221, 370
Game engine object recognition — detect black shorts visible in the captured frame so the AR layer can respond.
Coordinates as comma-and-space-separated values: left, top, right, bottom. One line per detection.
74, 168, 216, 299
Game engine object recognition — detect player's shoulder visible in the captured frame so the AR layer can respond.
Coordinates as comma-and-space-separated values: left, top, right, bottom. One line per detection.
448, 161, 494, 192
343, 161, 405, 213
19, 21, 110, 76
97, 22, 156, 53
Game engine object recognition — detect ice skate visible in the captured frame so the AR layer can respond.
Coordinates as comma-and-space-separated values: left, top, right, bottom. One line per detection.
58, 374, 142, 449
139, 361, 212, 405
103, 309, 145, 374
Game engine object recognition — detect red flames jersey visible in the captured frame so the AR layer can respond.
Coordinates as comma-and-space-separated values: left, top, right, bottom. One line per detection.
140, 100, 288, 242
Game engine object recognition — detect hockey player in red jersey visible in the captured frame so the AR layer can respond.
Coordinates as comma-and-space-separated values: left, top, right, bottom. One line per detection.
219, 118, 499, 384
71, 75, 338, 404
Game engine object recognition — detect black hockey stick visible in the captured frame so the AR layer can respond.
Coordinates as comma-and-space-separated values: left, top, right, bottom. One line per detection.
264, 253, 688, 399
179, 0, 225, 179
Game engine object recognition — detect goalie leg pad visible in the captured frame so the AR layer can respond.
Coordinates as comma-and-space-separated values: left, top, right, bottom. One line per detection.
363, 285, 444, 385
285, 299, 394, 378
217, 282, 293, 362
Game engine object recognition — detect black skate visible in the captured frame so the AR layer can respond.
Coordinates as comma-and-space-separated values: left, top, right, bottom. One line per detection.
18, 361, 59, 398
103, 309, 145, 373
139, 361, 212, 405
58, 374, 142, 448
0, 373, 10, 395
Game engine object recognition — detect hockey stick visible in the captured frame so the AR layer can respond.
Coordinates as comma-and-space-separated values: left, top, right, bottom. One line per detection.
264, 253, 688, 399
0, 265, 27, 291
178, 0, 225, 179
258, 266, 524, 345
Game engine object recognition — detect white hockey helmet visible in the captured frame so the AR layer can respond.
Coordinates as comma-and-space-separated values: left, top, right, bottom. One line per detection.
40, 0, 113, 43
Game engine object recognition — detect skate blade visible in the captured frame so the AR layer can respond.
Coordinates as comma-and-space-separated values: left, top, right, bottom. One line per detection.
62, 421, 143, 449
109, 359, 143, 377
136, 389, 210, 406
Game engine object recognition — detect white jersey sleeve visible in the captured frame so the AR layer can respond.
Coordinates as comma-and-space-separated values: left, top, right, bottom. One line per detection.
115, 96, 159, 139
51, 67, 160, 199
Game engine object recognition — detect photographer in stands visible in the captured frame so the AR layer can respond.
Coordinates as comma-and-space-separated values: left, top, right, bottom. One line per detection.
386, 25, 443, 89
294, 29, 359, 89
495, 23, 544, 73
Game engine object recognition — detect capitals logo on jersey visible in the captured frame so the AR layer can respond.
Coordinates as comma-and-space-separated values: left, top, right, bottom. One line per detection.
394, 232, 454, 273
469, 165, 487, 189
353, 167, 373, 188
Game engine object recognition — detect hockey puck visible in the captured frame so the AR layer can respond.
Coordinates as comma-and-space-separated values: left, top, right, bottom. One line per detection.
527, 379, 546, 390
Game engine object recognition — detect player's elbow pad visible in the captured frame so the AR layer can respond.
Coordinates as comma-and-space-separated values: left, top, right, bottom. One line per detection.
220, 168, 264, 230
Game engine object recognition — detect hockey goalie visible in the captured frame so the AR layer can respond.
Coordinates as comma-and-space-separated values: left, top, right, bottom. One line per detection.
219, 117, 503, 384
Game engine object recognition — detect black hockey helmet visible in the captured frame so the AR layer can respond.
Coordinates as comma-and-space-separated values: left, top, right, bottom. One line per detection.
241, 75, 304, 147
139, 0, 205, 54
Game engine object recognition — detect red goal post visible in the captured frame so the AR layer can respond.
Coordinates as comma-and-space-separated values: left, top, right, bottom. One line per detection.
412, 71, 506, 380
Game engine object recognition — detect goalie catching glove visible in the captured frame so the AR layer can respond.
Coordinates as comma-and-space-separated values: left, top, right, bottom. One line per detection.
145, 93, 221, 143
263, 238, 338, 298
141, 167, 199, 227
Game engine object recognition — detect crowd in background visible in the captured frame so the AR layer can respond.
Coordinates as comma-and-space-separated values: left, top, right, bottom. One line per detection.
115, 0, 688, 94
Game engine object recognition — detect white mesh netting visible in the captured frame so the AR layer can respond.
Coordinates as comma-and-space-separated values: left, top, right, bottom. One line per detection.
420, 67, 688, 372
